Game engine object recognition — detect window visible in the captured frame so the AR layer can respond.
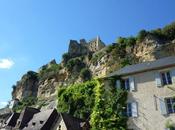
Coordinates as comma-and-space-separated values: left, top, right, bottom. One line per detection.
58, 125, 61, 130
161, 72, 172, 85
124, 78, 130, 90
127, 103, 132, 117
166, 98, 175, 114
124, 102, 138, 117
32, 122, 36, 126
40, 121, 44, 124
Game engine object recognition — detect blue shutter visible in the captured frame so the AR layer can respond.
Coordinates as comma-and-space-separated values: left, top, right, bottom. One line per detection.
171, 69, 175, 84
116, 80, 121, 89
159, 98, 167, 115
155, 72, 162, 87
129, 77, 135, 91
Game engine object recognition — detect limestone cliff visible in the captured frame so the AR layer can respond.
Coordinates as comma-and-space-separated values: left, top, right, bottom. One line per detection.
11, 22, 175, 109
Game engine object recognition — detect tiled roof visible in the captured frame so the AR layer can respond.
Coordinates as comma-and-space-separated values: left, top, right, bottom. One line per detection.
15, 107, 40, 129
108, 56, 175, 77
6, 113, 20, 127
61, 113, 86, 130
23, 108, 58, 130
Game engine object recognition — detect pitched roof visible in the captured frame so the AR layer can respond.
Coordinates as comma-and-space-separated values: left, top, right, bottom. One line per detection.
5, 113, 20, 127
15, 107, 40, 129
108, 56, 175, 77
23, 108, 58, 130
61, 113, 86, 130
0, 108, 12, 116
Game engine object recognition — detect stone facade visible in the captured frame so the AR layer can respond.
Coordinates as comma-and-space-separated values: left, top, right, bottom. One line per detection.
119, 65, 175, 129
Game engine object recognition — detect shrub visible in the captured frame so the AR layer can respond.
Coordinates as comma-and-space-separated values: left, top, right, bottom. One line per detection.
137, 29, 149, 41
57, 80, 97, 119
62, 53, 71, 64
39, 64, 62, 80
80, 68, 91, 81
13, 96, 37, 112
57, 79, 128, 129
66, 58, 85, 71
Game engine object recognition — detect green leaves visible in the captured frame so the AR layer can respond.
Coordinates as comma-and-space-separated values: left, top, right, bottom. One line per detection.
57, 79, 128, 129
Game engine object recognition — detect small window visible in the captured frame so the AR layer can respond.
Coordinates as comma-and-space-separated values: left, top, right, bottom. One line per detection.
58, 125, 61, 130
124, 102, 138, 117
32, 122, 36, 126
124, 78, 130, 90
166, 98, 175, 114
40, 121, 44, 124
127, 103, 132, 117
161, 72, 172, 85
17, 121, 21, 126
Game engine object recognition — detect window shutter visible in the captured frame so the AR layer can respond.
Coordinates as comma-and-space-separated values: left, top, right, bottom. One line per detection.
129, 77, 135, 91
116, 80, 121, 89
131, 102, 138, 117
159, 98, 167, 115
171, 69, 175, 84
155, 72, 162, 87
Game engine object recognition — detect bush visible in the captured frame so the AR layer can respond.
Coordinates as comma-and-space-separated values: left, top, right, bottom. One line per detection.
80, 68, 91, 81
66, 58, 85, 71
13, 96, 37, 112
57, 79, 128, 129
39, 64, 62, 80
62, 53, 71, 64
137, 29, 149, 41
57, 80, 97, 119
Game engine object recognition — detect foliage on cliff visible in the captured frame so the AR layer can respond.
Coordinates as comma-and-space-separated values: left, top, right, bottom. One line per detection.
13, 96, 37, 112
57, 79, 127, 130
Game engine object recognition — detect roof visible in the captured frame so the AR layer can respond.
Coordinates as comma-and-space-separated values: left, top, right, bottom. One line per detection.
15, 107, 40, 129
0, 108, 12, 116
5, 113, 20, 127
23, 108, 58, 130
108, 56, 175, 77
61, 113, 86, 130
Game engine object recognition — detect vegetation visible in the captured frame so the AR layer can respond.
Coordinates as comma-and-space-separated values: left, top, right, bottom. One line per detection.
13, 96, 37, 112
57, 80, 96, 119
80, 68, 92, 81
57, 79, 128, 130
91, 51, 106, 65
39, 64, 62, 80
62, 52, 71, 64
165, 119, 175, 130
65, 57, 85, 71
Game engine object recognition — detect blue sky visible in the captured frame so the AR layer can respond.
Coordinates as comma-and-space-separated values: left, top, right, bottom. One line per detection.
0, 0, 175, 108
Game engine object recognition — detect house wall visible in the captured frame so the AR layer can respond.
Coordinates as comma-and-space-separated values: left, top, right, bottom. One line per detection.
123, 66, 175, 130
52, 117, 67, 130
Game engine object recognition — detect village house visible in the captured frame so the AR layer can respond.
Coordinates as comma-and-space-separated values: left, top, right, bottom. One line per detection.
1, 106, 89, 130
108, 56, 175, 130
0, 108, 12, 130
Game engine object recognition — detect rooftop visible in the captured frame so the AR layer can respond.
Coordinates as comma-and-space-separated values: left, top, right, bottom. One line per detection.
108, 56, 175, 77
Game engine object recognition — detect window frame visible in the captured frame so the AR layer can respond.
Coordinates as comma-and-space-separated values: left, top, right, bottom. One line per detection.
165, 97, 175, 114
161, 71, 172, 86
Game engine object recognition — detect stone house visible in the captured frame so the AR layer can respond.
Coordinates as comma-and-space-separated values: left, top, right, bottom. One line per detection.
51, 113, 89, 130
108, 56, 175, 130
2, 107, 89, 130
0, 108, 12, 129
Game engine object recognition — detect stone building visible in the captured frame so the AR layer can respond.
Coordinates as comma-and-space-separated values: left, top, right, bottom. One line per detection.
108, 56, 175, 130
2, 107, 89, 130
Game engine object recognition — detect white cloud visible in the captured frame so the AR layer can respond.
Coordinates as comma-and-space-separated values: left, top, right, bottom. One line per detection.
0, 101, 8, 108
0, 59, 14, 69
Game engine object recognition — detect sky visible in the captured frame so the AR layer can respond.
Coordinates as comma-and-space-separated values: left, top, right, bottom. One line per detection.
0, 0, 175, 108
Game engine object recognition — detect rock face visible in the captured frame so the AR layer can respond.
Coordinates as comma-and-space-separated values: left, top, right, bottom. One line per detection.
68, 36, 105, 56
12, 71, 38, 100
11, 35, 175, 108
